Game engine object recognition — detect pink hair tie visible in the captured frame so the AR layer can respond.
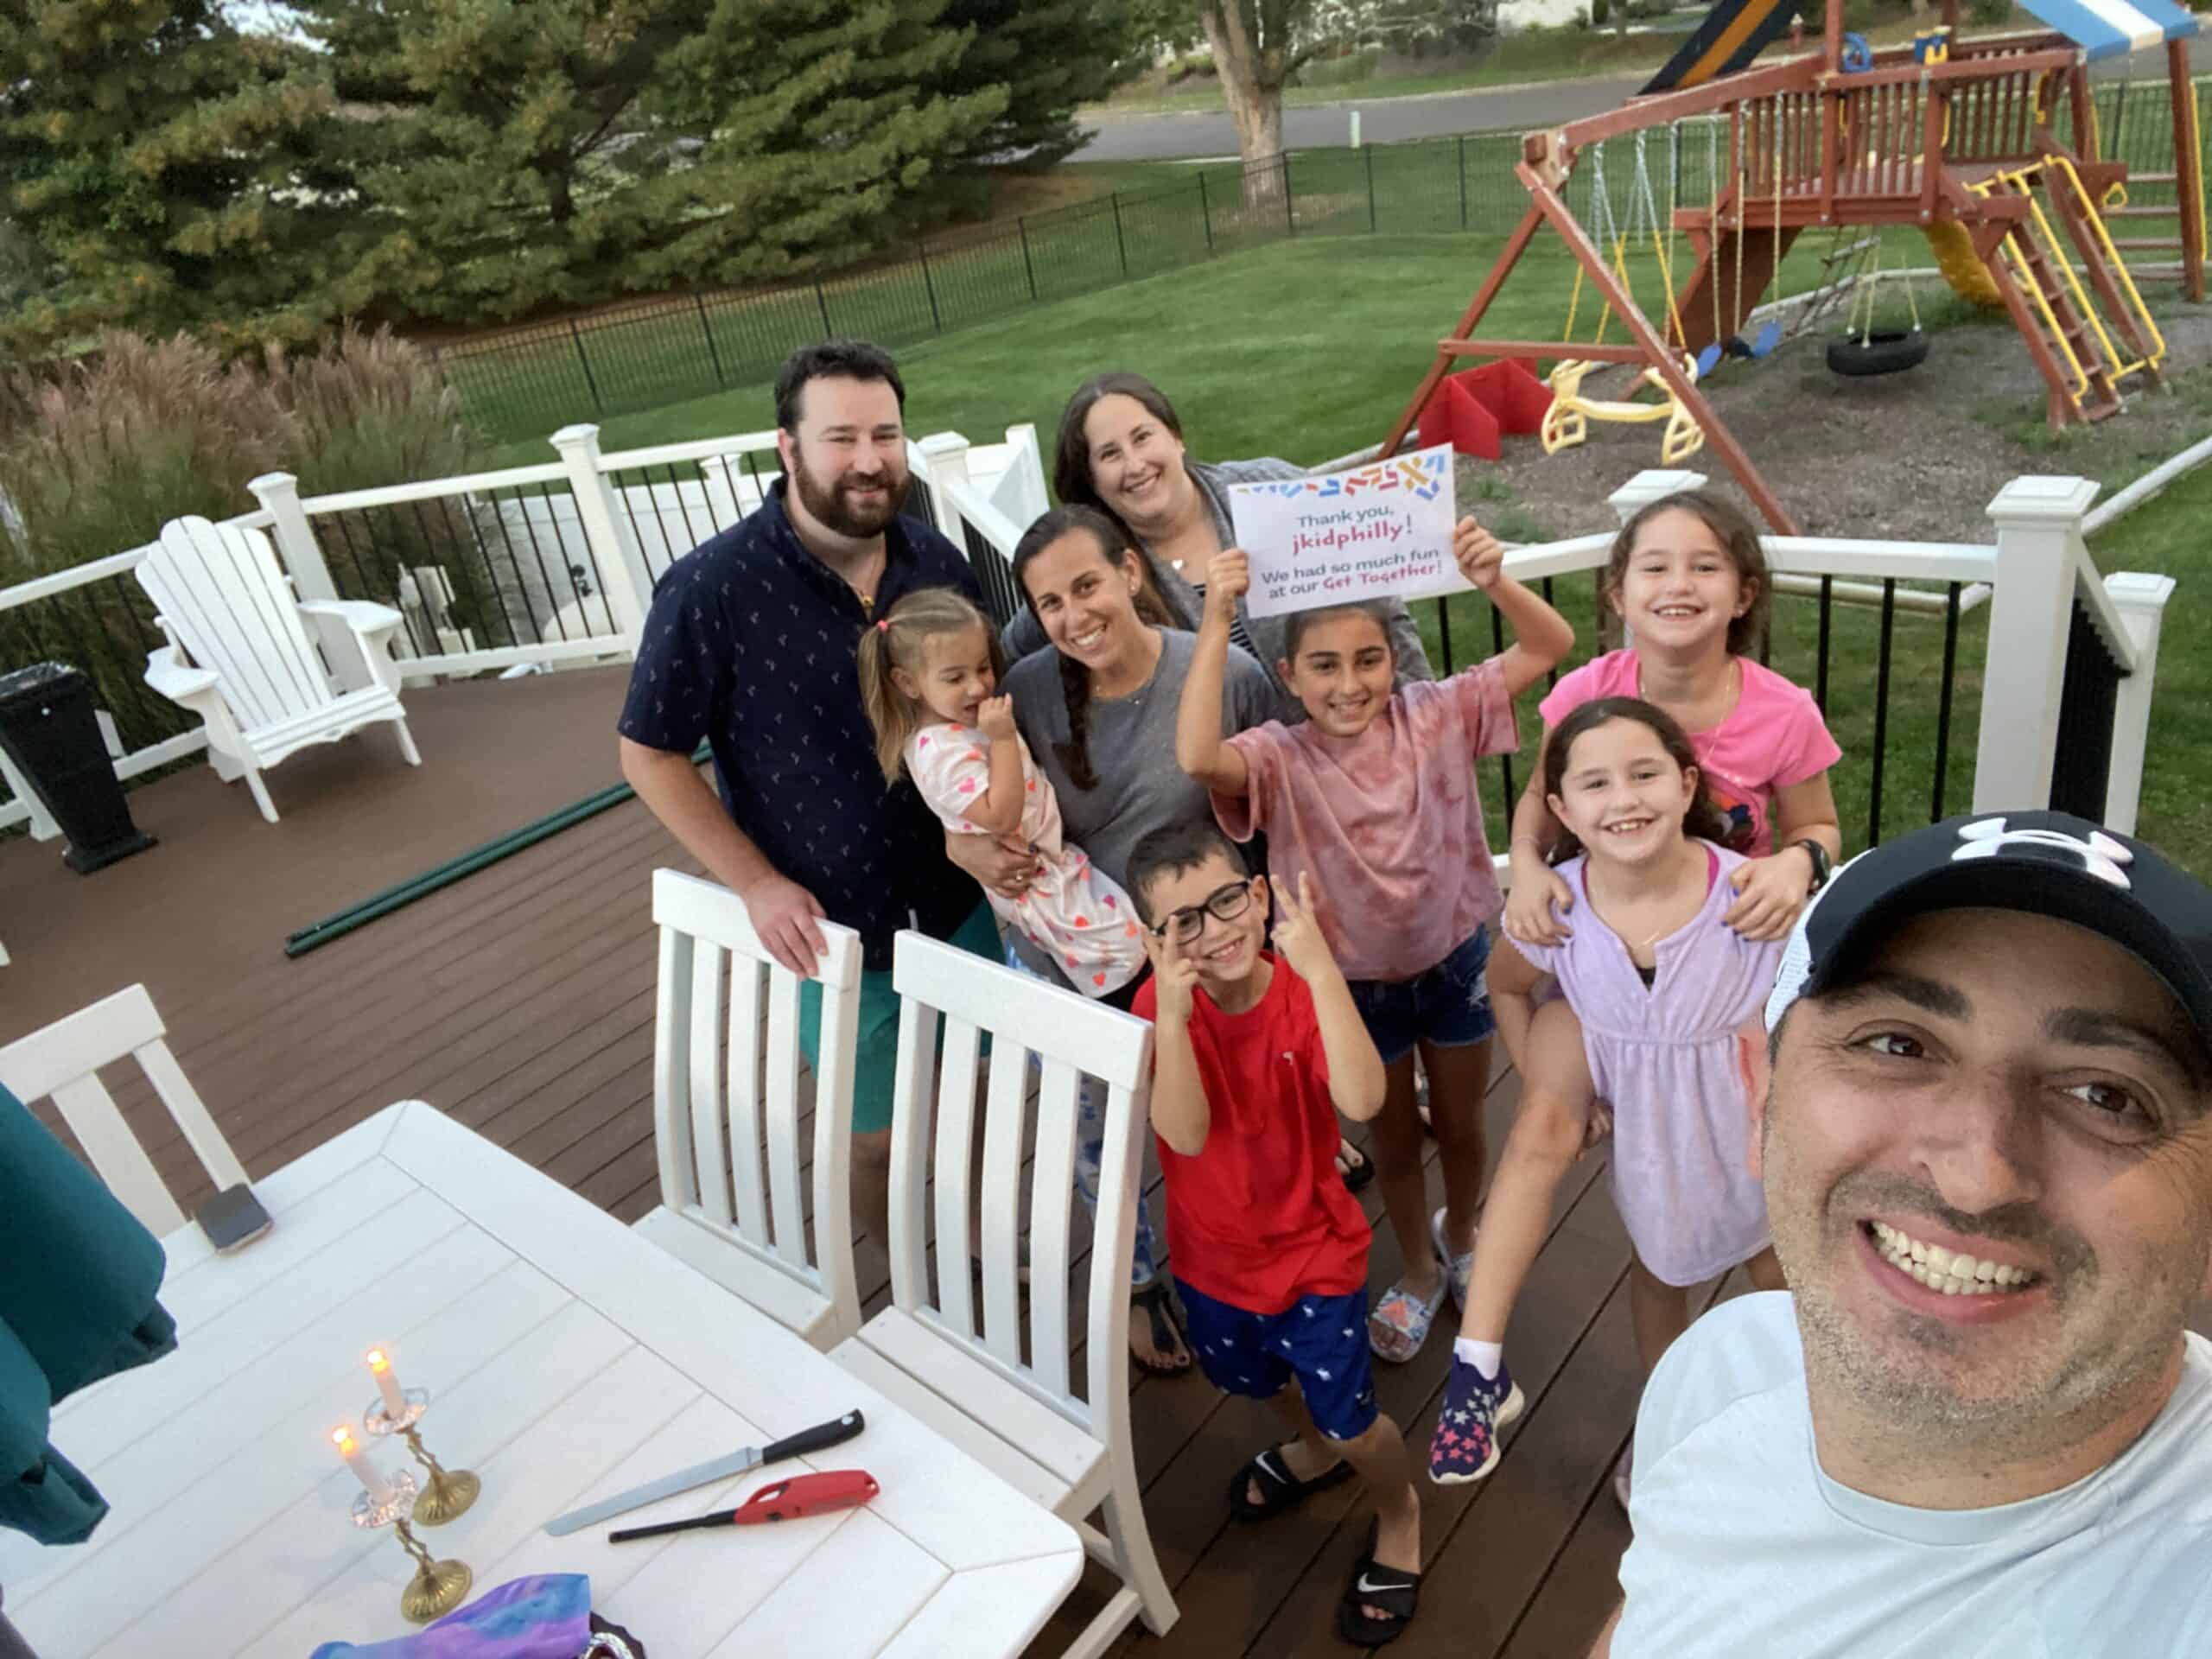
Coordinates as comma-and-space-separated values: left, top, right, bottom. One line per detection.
876, 618, 889, 632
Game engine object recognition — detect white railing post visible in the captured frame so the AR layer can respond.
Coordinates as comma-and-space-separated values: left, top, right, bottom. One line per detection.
991, 423, 1051, 527
550, 424, 653, 640
247, 471, 370, 692
1607, 468, 1708, 523
1977, 475, 2099, 814
915, 431, 974, 538
246, 473, 340, 602
2099, 570, 2176, 836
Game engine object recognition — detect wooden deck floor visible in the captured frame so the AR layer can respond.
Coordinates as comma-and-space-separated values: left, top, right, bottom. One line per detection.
17, 668, 2148, 1658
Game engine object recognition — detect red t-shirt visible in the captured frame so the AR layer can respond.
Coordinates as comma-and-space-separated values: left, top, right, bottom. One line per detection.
1133, 957, 1372, 1314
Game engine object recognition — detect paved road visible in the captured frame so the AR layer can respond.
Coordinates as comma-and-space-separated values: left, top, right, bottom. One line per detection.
1075, 41, 2212, 162
1076, 74, 1651, 161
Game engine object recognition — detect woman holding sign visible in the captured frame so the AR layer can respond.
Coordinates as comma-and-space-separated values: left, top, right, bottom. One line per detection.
1000, 372, 1434, 692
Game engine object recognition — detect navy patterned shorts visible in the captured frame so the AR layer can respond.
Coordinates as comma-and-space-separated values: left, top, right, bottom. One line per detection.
1177, 1282, 1378, 1441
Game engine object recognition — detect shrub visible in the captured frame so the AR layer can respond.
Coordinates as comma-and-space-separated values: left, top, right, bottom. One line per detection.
0, 325, 475, 582
0, 334, 294, 581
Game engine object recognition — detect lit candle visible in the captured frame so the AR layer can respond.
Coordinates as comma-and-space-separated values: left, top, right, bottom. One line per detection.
366, 1348, 406, 1418
333, 1426, 393, 1504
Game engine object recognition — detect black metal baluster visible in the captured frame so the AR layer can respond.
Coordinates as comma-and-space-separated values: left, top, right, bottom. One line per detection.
1930, 581, 1961, 821
1867, 579, 1896, 848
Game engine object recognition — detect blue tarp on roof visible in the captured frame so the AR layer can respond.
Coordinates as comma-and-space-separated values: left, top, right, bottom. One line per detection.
2013, 0, 2196, 63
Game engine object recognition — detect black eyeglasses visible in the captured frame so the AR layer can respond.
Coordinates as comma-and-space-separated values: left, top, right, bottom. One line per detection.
1150, 880, 1255, 944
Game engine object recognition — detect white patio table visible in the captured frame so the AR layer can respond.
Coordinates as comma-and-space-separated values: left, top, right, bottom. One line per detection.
2, 1100, 1081, 1659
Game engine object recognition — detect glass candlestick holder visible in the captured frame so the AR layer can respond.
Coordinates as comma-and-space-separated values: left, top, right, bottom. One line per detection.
364, 1386, 481, 1526
348, 1469, 473, 1623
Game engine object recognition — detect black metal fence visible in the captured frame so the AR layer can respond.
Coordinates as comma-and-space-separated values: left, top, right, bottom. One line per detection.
435, 77, 2212, 446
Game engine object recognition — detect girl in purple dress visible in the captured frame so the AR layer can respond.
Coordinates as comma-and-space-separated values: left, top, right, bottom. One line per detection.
1429, 697, 1788, 1486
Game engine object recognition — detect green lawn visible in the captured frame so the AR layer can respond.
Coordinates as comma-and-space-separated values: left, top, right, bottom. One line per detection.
480, 224, 1921, 469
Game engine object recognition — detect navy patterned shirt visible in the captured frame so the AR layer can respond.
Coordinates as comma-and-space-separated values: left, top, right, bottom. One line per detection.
617, 480, 985, 970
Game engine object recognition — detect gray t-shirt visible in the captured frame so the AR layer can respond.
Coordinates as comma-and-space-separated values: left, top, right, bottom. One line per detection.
1614, 1291, 2212, 1657
1004, 627, 1277, 982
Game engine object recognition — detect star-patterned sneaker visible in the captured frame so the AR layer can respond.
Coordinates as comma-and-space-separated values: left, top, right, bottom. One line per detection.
1427, 1353, 1525, 1484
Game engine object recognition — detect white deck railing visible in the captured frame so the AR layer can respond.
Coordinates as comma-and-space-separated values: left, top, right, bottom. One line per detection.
0, 420, 2175, 844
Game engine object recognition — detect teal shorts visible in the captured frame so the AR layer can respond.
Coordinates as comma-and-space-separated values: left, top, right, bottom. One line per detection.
798, 900, 1001, 1135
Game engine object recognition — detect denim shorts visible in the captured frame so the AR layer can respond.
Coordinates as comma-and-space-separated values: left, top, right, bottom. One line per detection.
1346, 926, 1497, 1065
1177, 1282, 1379, 1441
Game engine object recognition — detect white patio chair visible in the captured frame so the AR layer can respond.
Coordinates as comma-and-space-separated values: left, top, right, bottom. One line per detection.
632, 869, 865, 1351
136, 515, 422, 823
830, 931, 1176, 1655
0, 983, 248, 1237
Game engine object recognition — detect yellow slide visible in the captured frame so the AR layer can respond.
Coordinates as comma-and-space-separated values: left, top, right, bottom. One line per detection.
1926, 221, 2004, 309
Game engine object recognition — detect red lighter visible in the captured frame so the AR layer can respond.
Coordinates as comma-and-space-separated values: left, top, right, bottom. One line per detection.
607, 1469, 880, 1542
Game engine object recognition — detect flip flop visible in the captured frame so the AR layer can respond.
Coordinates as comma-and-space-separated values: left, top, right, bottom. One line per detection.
1227, 1444, 1355, 1522
1338, 1516, 1422, 1647
1369, 1274, 1447, 1364
1337, 1138, 1376, 1193
1129, 1277, 1192, 1377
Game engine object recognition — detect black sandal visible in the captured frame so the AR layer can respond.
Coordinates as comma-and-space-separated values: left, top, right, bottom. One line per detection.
1227, 1444, 1354, 1522
1337, 1139, 1376, 1193
1129, 1277, 1192, 1377
1338, 1516, 1422, 1647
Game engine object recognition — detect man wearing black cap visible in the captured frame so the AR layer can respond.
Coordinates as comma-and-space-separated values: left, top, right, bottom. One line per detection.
1595, 811, 2212, 1656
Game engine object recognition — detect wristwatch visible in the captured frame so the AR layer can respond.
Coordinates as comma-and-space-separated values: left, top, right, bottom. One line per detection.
1795, 837, 1834, 893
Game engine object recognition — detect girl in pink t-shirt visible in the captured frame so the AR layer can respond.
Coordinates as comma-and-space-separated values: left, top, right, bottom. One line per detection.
1444, 488, 1840, 1503
1176, 521, 1574, 1363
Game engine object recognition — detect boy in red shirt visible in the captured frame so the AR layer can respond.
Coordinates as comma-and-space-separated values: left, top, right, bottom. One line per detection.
1126, 820, 1424, 1649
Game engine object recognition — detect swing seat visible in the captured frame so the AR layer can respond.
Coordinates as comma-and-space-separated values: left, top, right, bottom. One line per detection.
1827, 328, 1930, 377
1541, 356, 1707, 465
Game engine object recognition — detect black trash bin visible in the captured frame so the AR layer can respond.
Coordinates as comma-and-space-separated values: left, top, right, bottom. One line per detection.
0, 663, 157, 874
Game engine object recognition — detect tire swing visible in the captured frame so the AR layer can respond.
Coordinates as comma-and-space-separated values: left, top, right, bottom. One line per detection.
1827, 246, 1929, 378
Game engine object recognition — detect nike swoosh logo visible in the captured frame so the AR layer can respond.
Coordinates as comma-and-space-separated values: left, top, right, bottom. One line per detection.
1356, 1573, 1412, 1595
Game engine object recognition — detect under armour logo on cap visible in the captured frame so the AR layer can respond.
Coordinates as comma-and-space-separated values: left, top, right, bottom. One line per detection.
1950, 817, 2133, 887
1764, 810, 2212, 1049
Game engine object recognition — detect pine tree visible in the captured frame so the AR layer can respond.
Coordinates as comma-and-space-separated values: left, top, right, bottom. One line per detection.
938, 0, 1142, 169
302, 0, 1008, 320
296, 0, 722, 321
629, 0, 1008, 292
0, 1, 377, 352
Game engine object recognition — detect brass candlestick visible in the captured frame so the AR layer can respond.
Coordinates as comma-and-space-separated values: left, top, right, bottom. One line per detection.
348, 1470, 473, 1624
364, 1386, 480, 1526
393, 1514, 474, 1622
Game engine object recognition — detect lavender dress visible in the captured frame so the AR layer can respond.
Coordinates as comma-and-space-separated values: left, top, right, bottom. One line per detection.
1516, 843, 1782, 1287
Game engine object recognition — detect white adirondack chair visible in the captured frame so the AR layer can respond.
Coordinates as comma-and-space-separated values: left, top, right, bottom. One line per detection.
632, 869, 866, 1351
831, 931, 1176, 1656
0, 983, 249, 1237
136, 515, 421, 823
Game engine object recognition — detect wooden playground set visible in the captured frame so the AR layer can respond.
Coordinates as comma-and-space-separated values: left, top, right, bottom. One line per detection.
1382, 0, 2208, 531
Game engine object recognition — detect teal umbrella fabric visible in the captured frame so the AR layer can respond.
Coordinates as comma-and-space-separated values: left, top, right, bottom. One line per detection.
0, 1083, 177, 1545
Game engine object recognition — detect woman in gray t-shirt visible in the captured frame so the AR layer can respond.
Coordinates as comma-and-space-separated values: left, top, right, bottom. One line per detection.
999, 370, 1433, 690
946, 504, 1278, 1378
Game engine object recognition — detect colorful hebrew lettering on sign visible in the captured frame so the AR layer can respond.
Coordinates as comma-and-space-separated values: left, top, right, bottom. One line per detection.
1228, 445, 1460, 620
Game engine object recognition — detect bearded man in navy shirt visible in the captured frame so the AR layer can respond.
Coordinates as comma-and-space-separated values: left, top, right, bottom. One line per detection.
618, 340, 1021, 1244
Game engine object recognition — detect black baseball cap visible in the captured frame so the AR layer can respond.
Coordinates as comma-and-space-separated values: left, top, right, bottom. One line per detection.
1764, 810, 2212, 1056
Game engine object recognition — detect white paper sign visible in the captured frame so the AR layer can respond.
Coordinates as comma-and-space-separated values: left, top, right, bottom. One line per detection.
1227, 445, 1459, 619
